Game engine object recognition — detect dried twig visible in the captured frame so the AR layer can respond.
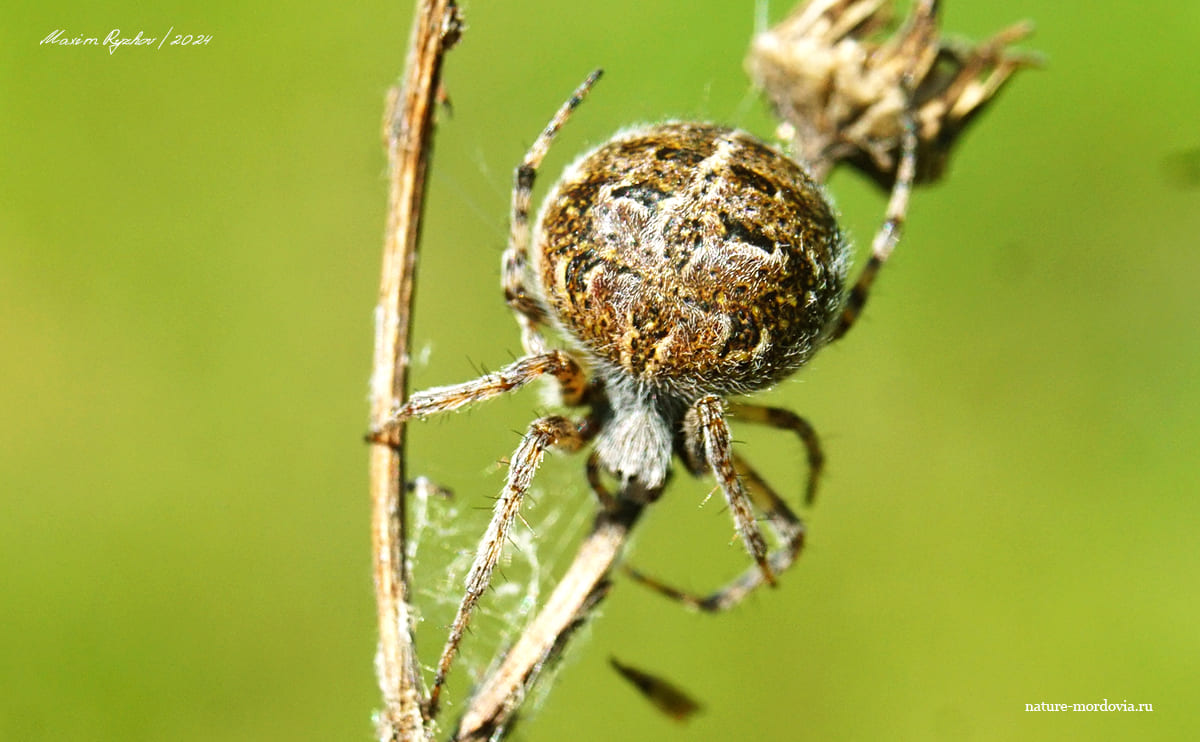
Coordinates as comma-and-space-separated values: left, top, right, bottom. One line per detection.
453, 501, 644, 740
369, 1, 461, 740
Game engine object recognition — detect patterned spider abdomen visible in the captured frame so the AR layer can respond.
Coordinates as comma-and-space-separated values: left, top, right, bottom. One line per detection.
534, 122, 847, 398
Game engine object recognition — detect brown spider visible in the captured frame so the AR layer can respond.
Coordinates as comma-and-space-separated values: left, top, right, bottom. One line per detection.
371, 68, 917, 712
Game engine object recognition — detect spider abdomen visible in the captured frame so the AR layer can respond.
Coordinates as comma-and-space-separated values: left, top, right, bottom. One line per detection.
535, 122, 847, 398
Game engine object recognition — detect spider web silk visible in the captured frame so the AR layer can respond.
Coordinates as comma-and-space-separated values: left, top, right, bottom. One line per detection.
406, 459, 594, 715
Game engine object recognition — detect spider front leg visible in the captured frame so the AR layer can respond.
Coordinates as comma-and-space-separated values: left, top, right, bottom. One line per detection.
502, 69, 602, 355
691, 395, 776, 587
625, 446, 806, 612
616, 395, 782, 607
427, 414, 592, 717
366, 350, 589, 446
728, 401, 824, 505
831, 93, 919, 342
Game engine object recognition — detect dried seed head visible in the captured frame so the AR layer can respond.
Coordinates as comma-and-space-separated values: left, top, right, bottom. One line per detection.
534, 122, 847, 401
747, 0, 1039, 185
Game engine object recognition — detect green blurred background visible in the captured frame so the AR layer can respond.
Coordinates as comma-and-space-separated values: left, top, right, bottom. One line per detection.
3, 1, 1198, 740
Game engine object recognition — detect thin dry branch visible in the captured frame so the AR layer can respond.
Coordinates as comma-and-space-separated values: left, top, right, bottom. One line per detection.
369, 1, 461, 740
454, 501, 645, 741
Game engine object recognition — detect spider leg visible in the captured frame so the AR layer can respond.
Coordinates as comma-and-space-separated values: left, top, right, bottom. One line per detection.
625, 452, 805, 612
427, 414, 591, 717
584, 450, 617, 512
366, 350, 588, 445
696, 396, 780, 585
830, 87, 918, 342
503, 69, 602, 355
727, 401, 824, 505
692, 395, 774, 587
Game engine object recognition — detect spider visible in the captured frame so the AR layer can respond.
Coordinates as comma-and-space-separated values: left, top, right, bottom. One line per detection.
371, 68, 917, 712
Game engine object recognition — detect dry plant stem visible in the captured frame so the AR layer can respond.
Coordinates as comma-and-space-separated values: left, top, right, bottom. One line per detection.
370, 0, 460, 739
455, 502, 645, 741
